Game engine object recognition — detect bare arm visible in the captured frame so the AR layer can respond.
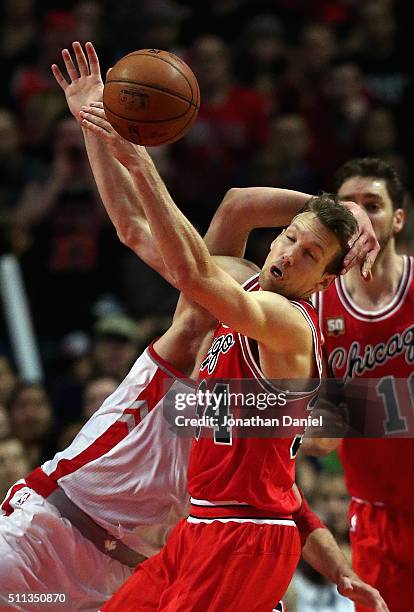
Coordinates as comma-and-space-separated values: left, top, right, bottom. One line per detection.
51, 41, 172, 282
302, 528, 389, 611
80, 106, 310, 352
204, 187, 311, 257
295, 491, 389, 610
204, 188, 380, 278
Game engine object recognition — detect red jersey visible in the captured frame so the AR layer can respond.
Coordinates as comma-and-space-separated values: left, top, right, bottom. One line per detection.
315, 255, 414, 508
188, 274, 323, 516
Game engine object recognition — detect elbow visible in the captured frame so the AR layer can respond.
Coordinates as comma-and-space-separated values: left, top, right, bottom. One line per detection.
221, 188, 245, 211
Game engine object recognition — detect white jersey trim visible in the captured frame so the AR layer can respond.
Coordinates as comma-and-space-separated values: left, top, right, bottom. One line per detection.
290, 300, 323, 381
352, 496, 386, 507
238, 300, 322, 397
336, 255, 412, 321
187, 516, 296, 526
190, 497, 249, 506
146, 344, 195, 387
242, 272, 260, 290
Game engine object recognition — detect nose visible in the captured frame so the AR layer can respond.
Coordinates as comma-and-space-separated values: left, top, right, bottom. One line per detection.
281, 253, 294, 267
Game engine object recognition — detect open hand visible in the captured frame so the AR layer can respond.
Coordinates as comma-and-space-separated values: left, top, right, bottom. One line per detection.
341, 200, 380, 280
337, 574, 390, 611
79, 102, 141, 168
52, 41, 103, 121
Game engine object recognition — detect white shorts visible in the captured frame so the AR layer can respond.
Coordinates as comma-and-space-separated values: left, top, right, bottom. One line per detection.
0, 485, 132, 611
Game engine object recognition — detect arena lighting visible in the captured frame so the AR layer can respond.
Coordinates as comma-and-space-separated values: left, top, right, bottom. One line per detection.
0, 254, 43, 382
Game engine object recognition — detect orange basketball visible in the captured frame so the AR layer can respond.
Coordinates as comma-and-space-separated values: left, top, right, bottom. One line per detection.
103, 49, 200, 146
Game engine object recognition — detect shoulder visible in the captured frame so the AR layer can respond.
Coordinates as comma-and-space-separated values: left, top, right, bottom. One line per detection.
212, 255, 260, 285
253, 291, 315, 350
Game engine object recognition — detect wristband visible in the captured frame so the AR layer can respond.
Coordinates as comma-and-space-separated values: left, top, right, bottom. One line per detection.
292, 488, 326, 546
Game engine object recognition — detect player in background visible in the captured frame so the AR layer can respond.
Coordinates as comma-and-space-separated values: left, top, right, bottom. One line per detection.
79, 89, 382, 611
0, 44, 386, 611
302, 158, 414, 612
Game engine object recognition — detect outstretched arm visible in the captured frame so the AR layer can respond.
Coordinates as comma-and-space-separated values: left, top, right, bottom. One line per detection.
80, 106, 310, 352
52, 41, 171, 282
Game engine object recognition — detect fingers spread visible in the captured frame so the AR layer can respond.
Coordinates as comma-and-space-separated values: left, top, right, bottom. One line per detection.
72, 41, 89, 76
62, 48, 79, 81
51, 64, 68, 90
86, 41, 101, 74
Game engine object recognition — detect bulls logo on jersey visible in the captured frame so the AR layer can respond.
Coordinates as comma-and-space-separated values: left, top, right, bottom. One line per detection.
200, 332, 235, 375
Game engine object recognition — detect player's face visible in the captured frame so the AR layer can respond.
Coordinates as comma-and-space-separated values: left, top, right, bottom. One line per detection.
260, 212, 340, 299
337, 176, 404, 252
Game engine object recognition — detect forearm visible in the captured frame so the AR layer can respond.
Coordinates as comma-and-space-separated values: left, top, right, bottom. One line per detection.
128, 151, 212, 285
82, 128, 170, 279
204, 187, 312, 257
302, 528, 356, 584
82, 127, 147, 240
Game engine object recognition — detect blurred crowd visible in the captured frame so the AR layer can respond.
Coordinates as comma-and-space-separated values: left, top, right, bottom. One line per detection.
0, 1, 413, 609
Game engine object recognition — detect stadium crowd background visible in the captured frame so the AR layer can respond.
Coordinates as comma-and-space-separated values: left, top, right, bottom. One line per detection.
0, 1, 413, 608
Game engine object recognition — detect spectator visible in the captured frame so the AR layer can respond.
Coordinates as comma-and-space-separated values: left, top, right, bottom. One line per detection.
0, 0, 38, 107
169, 34, 270, 231
0, 404, 11, 440
0, 357, 17, 406
289, 471, 352, 611
91, 314, 140, 380
244, 113, 320, 193
82, 375, 119, 421
235, 15, 288, 115
56, 420, 84, 451
13, 116, 109, 338
7, 382, 56, 468
0, 436, 30, 501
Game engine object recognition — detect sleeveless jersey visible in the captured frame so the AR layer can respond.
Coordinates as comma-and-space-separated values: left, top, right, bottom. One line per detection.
188, 274, 323, 515
12, 344, 193, 558
315, 255, 414, 508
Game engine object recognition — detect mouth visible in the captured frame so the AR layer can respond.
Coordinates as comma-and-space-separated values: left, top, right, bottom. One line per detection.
271, 265, 284, 280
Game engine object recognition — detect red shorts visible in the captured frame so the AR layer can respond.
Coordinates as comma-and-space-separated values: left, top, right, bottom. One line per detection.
103, 518, 300, 611
349, 498, 414, 612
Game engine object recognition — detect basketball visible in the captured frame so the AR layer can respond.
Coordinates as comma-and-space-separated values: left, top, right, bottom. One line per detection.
103, 49, 200, 146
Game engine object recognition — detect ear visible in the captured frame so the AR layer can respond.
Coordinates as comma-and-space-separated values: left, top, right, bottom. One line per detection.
316, 273, 336, 293
392, 208, 405, 236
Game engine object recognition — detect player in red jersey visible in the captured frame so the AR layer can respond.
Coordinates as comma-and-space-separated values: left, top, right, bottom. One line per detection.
302, 157, 414, 612
0, 42, 386, 611
79, 100, 379, 611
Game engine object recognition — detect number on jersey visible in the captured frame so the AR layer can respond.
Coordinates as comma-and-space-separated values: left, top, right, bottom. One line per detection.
195, 380, 233, 445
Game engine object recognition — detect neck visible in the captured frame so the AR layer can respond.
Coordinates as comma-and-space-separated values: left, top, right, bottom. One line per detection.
344, 240, 404, 308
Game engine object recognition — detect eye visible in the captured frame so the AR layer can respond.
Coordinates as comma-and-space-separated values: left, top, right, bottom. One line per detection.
364, 203, 380, 213
285, 234, 296, 242
305, 250, 316, 260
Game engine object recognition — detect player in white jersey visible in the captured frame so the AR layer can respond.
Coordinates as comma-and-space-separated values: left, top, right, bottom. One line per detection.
0, 42, 386, 612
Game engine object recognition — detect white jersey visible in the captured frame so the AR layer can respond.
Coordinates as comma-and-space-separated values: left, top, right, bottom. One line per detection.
24, 344, 192, 558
